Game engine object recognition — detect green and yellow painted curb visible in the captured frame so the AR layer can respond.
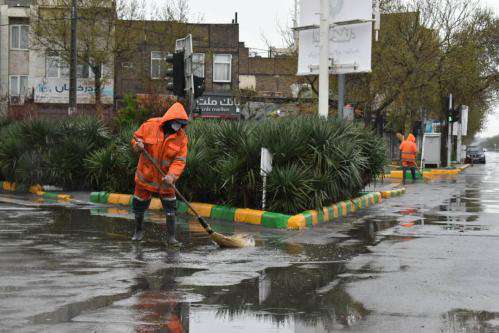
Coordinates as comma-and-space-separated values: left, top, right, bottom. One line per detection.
381, 188, 406, 199
90, 191, 384, 230
0, 181, 72, 201
387, 165, 470, 180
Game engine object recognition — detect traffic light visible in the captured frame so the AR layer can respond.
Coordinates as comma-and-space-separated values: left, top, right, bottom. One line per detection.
452, 107, 461, 123
193, 76, 205, 99
166, 51, 185, 97
444, 96, 453, 123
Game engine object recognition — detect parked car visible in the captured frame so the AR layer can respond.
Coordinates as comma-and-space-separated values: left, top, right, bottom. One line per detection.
465, 146, 486, 164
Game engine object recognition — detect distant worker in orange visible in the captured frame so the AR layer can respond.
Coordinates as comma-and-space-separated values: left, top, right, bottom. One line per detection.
400, 133, 418, 185
131, 101, 189, 246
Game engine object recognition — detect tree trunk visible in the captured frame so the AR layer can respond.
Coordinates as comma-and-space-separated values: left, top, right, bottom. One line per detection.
93, 64, 103, 117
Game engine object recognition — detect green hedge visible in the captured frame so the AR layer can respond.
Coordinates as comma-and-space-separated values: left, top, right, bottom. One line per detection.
0, 116, 386, 215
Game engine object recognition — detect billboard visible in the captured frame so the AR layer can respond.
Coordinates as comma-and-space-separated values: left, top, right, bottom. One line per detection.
34, 78, 113, 104
453, 106, 469, 136
300, 0, 373, 26
297, 22, 372, 75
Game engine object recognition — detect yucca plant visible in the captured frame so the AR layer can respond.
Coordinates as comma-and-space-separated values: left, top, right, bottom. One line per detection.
85, 124, 138, 193
0, 114, 386, 214
0, 117, 112, 189
266, 163, 314, 214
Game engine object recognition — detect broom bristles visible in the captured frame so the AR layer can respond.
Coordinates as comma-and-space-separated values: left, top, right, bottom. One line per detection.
210, 232, 255, 248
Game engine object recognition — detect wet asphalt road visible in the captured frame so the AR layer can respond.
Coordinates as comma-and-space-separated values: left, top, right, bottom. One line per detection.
1, 153, 499, 332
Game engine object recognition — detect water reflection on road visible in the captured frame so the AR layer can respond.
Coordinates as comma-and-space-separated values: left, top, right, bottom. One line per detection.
2, 154, 499, 332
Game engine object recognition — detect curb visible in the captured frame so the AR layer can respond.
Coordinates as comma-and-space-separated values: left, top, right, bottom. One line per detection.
457, 164, 471, 172
387, 166, 469, 179
0, 181, 72, 201
90, 191, 385, 230
381, 188, 406, 199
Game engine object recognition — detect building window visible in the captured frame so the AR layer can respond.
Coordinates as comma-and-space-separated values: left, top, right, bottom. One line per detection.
213, 54, 232, 83
151, 51, 167, 79
10, 25, 29, 50
192, 53, 205, 78
46, 55, 62, 78
77, 64, 90, 79
46, 54, 90, 79
9, 75, 29, 96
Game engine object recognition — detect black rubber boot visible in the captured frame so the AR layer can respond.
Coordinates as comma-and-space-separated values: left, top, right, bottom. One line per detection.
165, 215, 181, 247
132, 214, 145, 241
162, 198, 181, 247
132, 197, 151, 242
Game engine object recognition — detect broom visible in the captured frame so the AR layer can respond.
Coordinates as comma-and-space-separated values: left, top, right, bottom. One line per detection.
139, 146, 255, 248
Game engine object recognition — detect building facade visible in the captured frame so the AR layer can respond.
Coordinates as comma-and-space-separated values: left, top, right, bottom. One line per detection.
239, 43, 303, 99
115, 20, 240, 103
0, 0, 115, 118
0, 4, 303, 119
0, 0, 32, 115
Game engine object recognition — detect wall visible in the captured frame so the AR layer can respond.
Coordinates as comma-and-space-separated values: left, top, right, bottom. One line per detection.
238, 44, 302, 98
115, 21, 240, 101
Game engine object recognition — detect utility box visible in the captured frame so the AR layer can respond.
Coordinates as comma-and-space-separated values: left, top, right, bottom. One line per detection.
422, 133, 441, 168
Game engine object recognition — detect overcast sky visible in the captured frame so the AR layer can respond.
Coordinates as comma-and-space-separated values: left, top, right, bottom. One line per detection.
149, 0, 498, 137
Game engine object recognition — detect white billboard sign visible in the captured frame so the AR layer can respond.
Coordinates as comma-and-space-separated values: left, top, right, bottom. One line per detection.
453, 106, 469, 136
297, 22, 372, 75
34, 78, 113, 104
300, 0, 373, 26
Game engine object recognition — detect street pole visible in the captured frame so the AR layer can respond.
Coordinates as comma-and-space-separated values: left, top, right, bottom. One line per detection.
293, 0, 299, 50
457, 117, 462, 163
68, 0, 77, 115
338, 73, 345, 119
318, 0, 329, 118
447, 94, 453, 167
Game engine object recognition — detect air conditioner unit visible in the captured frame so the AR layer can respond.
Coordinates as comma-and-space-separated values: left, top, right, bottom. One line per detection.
9, 96, 25, 105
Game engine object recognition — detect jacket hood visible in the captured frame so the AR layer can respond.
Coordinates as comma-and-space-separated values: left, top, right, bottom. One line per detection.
407, 134, 416, 142
161, 102, 189, 124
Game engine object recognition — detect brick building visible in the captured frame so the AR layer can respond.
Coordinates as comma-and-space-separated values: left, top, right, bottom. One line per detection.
238, 43, 302, 98
114, 19, 241, 102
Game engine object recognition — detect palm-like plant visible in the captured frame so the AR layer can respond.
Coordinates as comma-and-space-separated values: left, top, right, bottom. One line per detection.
0, 115, 386, 214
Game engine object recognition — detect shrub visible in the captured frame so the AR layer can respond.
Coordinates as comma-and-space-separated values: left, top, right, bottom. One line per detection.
0, 115, 387, 215
0, 116, 111, 189
85, 124, 139, 193
178, 116, 386, 214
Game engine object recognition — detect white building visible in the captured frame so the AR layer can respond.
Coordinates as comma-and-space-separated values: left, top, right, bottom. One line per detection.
0, 0, 114, 116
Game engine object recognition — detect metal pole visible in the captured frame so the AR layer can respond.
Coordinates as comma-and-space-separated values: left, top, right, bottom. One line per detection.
447, 94, 453, 167
420, 134, 426, 171
338, 73, 345, 119
318, 0, 329, 118
262, 175, 267, 210
68, 0, 77, 115
293, 0, 299, 49
457, 120, 462, 163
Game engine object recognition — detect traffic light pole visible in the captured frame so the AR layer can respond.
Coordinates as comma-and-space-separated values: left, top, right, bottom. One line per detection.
457, 120, 462, 163
318, 0, 330, 118
68, 0, 77, 115
447, 94, 453, 167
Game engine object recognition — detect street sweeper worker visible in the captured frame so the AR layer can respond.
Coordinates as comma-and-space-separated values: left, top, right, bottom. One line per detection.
131, 101, 189, 246
400, 133, 418, 185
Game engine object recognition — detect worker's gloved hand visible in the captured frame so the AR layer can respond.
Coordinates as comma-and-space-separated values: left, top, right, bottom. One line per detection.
134, 139, 145, 152
162, 174, 175, 186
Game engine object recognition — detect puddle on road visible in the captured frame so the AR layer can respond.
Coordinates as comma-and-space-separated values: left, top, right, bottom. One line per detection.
3, 161, 499, 332
0, 203, 378, 332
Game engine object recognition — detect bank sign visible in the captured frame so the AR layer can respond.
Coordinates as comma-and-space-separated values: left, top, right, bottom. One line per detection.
195, 95, 240, 115
34, 78, 113, 104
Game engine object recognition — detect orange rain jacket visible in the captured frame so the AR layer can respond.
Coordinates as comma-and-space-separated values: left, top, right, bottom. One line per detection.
400, 133, 418, 167
132, 102, 189, 194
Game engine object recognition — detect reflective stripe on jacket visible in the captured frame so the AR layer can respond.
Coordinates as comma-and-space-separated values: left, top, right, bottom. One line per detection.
132, 102, 189, 193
